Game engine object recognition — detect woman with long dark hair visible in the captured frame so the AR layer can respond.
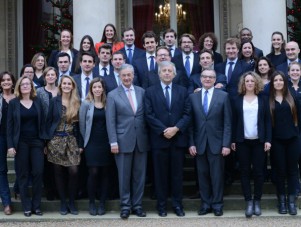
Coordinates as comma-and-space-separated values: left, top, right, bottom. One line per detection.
266, 31, 287, 67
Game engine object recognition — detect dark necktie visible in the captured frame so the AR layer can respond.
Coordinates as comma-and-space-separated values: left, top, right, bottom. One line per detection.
165, 85, 170, 110
85, 77, 90, 96
227, 62, 234, 83
128, 48, 133, 64
102, 67, 108, 77
203, 90, 208, 114
169, 47, 173, 57
149, 56, 155, 71
185, 56, 190, 77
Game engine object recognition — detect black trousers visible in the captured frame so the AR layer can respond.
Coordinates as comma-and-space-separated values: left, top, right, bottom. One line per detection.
236, 139, 265, 201
271, 137, 300, 195
16, 138, 44, 211
153, 145, 185, 209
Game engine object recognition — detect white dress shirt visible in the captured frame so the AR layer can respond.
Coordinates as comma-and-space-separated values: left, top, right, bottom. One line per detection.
80, 72, 93, 101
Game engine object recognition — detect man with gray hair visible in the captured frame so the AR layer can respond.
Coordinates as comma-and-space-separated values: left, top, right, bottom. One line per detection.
145, 61, 190, 217
106, 64, 150, 219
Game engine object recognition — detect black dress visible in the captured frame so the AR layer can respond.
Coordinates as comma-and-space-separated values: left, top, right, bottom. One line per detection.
84, 107, 112, 166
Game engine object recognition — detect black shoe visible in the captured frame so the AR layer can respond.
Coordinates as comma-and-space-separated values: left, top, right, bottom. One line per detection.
245, 200, 253, 218
288, 195, 297, 215
24, 211, 31, 217
253, 200, 262, 216
278, 195, 287, 214
213, 208, 223, 216
132, 208, 146, 217
97, 204, 106, 216
32, 209, 43, 216
68, 203, 78, 215
158, 209, 167, 217
60, 202, 68, 215
173, 206, 185, 217
89, 203, 97, 216
120, 210, 130, 219
198, 207, 212, 215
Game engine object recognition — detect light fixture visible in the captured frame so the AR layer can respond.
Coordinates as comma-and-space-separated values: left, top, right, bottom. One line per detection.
155, 0, 186, 25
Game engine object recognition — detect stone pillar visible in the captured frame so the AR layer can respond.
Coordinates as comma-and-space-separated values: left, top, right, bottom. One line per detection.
242, 0, 287, 55
73, 0, 116, 50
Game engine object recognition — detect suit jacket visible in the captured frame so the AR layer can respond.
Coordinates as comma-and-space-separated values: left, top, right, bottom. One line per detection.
188, 72, 227, 94
106, 85, 150, 153
231, 95, 272, 143
132, 54, 156, 87
172, 47, 182, 58
103, 73, 119, 94
277, 59, 301, 76
172, 53, 201, 78
7, 97, 46, 149
92, 64, 114, 77
120, 47, 146, 64
73, 73, 100, 99
79, 100, 96, 147
213, 51, 223, 65
145, 84, 190, 149
189, 89, 232, 154
215, 60, 252, 98
48, 49, 79, 74
254, 47, 263, 58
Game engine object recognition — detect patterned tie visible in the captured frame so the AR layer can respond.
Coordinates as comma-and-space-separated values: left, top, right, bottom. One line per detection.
149, 56, 155, 71
102, 67, 108, 77
165, 85, 170, 110
127, 89, 136, 113
85, 77, 90, 96
185, 56, 190, 77
203, 90, 208, 115
128, 48, 133, 64
227, 62, 234, 83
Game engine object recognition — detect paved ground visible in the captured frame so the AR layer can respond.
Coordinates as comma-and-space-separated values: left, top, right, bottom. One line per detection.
1, 211, 301, 227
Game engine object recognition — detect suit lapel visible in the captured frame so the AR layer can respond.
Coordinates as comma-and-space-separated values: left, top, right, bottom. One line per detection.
158, 85, 168, 110
170, 84, 178, 110
118, 86, 133, 113
207, 89, 217, 116
196, 91, 206, 116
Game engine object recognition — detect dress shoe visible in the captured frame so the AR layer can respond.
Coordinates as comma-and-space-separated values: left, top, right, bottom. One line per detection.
173, 207, 185, 217
68, 203, 78, 215
198, 207, 212, 215
24, 211, 31, 217
4, 205, 12, 215
288, 195, 297, 215
120, 210, 130, 219
132, 208, 146, 217
245, 200, 253, 218
33, 209, 43, 216
89, 202, 97, 216
97, 204, 106, 215
253, 200, 262, 216
158, 209, 167, 217
60, 202, 68, 215
213, 208, 223, 216
278, 195, 287, 214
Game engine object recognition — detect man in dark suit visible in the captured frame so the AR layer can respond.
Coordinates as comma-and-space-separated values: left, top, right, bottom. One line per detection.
277, 41, 301, 76
56, 52, 74, 83
239, 28, 263, 58
215, 38, 252, 99
73, 52, 99, 101
103, 51, 126, 93
119, 27, 145, 65
172, 33, 201, 87
163, 28, 181, 58
106, 64, 150, 219
145, 61, 190, 217
132, 31, 158, 87
189, 49, 227, 94
93, 44, 114, 77
189, 69, 232, 216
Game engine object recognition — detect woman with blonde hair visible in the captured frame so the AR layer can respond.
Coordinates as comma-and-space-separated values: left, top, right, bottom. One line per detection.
7, 76, 46, 217
47, 75, 83, 215
79, 77, 112, 215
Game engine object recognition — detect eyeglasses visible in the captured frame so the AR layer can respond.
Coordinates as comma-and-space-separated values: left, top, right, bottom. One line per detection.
182, 41, 193, 44
20, 83, 31, 87
157, 54, 169, 58
201, 75, 216, 79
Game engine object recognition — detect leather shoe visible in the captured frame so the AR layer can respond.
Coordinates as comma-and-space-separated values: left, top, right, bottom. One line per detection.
60, 202, 68, 215
33, 209, 43, 216
158, 209, 167, 217
213, 208, 223, 216
120, 210, 130, 219
173, 207, 185, 217
198, 207, 212, 215
68, 203, 78, 215
253, 200, 262, 216
97, 204, 106, 216
132, 208, 146, 217
24, 211, 31, 217
4, 205, 12, 215
89, 203, 97, 216
245, 200, 253, 218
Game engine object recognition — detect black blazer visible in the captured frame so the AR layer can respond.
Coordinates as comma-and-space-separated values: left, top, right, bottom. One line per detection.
119, 47, 145, 64
7, 97, 46, 149
132, 54, 153, 87
103, 71, 119, 94
46, 96, 83, 147
144, 83, 190, 149
48, 49, 79, 74
231, 95, 272, 143
172, 53, 201, 78
213, 51, 223, 65
92, 64, 114, 77
276, 59, 301, 76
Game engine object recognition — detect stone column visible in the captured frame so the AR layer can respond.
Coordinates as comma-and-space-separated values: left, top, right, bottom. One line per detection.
73, 0, 116, 50
242, 0, 287, 55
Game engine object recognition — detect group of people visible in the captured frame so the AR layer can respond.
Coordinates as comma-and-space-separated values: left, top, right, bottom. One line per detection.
0, 23, 300, 220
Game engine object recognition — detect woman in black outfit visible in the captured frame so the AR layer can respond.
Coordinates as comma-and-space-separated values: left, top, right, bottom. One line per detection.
269, 71, 300, 215
7, 76, 46, 217
266, 31, 287, 67
79, 77, 112, 216
231, 71, 272, 218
